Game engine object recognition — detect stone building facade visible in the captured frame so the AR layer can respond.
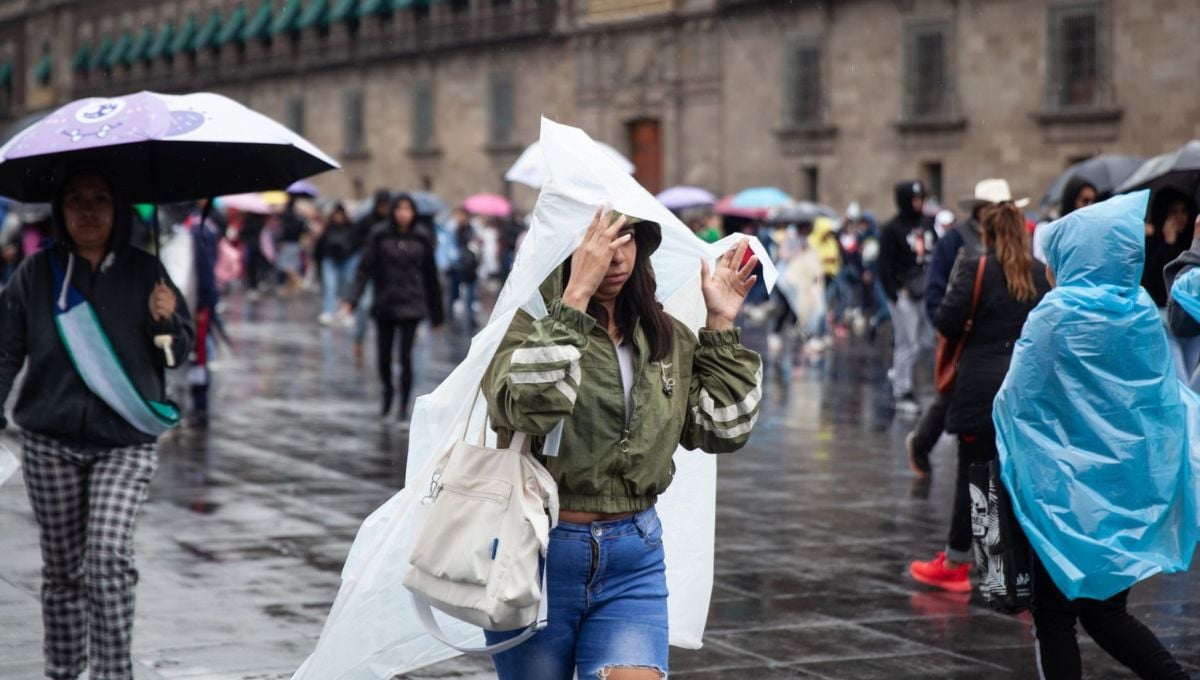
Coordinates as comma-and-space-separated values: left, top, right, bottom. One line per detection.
0, 0, 1195, 217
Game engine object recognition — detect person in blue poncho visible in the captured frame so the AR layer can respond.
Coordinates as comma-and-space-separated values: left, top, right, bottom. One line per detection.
993, 190, 1197, 680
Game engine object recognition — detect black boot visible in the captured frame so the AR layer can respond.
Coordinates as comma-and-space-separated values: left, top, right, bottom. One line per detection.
381, 386, 395, 418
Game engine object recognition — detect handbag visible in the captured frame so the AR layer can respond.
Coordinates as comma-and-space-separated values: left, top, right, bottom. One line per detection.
969, 459, 1033, 614
403, 392, 559, 654
934, 255, 987, 395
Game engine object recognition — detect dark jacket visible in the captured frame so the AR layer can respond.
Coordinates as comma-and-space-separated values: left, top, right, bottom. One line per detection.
1164, 239, 1200, 338
1143, 188, 1197, 308
316, 222, 359, 264
925, 217, 984, 322
0, 198, 193, 446
878, 180, 935, 301
346, 221, 444, 324
935, 250, 1050, 435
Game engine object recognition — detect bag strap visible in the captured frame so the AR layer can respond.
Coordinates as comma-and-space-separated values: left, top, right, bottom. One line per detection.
410, 565, 549, 655
963, 255, 987, 335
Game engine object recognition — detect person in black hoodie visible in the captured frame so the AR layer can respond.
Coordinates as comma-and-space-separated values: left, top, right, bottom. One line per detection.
342, 193, 444, 423
879, 179, 935, 412
1148, 189, 1200, 388
0, 169, 193, 680
348, 189, 393, 358
315, 203, 358, 326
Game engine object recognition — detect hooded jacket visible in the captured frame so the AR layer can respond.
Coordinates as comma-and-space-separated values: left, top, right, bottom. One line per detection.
0, 173, 193, 447
994, 190, 1200, 600
878, 180, 935, 301
482, 222, 762, 514
345, 195, 444, 324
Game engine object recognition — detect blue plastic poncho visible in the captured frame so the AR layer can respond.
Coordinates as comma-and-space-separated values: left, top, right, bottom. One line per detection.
994, 190, 1200, 601
1172, 266, 1200, 322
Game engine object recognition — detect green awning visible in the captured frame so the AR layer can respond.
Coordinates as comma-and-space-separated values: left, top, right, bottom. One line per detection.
392, 0, 437, 9
72, 44, 91, 73
33, 53, 52, 84
90, 37, 112, 69
106, 32, 132, 68
271, 0, 303, 34
126, 25, 154, 63
243, 2, 273, 41
171, 16, 198, 54
357, 0, 389, 17
146, 22, 175, 60
216, 4, 248, 45
296, 0, 329, 29
0, 62, 12, 88
329, 0, 357, 22
192, 9, 223, 50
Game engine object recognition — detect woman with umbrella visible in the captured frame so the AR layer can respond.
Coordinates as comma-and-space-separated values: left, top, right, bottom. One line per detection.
0, 168, 193, 680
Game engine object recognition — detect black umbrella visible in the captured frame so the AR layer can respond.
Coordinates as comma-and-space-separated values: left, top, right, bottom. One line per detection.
1040, 154, 1144, 216
1115, 141, 1200, 203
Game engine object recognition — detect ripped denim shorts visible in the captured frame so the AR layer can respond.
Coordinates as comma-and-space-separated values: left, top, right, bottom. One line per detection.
485, 506, 669, 679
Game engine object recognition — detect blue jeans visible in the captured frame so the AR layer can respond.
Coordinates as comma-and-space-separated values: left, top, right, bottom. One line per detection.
321, 257, 357, 315
485, 507, 669, 679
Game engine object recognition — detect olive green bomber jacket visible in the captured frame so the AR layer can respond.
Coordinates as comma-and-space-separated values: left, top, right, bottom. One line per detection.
483, 295, 763, 514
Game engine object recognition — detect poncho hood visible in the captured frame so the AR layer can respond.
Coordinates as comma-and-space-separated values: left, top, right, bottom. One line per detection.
1038, 190, 1147, 292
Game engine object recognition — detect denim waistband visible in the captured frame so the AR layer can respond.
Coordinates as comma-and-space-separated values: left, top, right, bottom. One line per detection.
552, 506, 659, 541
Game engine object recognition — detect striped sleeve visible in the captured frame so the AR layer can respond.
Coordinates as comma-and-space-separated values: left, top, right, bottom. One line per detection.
484, 298, 594, 436
681, 327, 763, 453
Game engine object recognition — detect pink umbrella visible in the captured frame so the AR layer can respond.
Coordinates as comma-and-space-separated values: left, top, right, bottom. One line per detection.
714, 194, 767, 219
219, 193, 276, 215
464, 193, 512, 217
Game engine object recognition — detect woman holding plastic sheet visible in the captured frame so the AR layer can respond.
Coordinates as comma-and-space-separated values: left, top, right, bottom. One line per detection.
481, 207, 763, 679
908, 201, 1051, 593
0, 169, 193, 680
995, 191, 1194, 679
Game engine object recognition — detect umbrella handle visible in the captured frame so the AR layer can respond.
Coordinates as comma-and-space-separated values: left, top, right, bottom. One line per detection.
153, 335, 176, 368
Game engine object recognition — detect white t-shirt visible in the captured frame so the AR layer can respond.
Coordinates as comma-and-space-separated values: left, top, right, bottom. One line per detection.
615, 341, 635, 426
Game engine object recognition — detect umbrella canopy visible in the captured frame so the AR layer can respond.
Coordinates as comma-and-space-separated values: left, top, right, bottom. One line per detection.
714, 194, 767, 220
219, 192, 277, 215
408, 190, 447, 217
656, 185, 717, 210
770, 200, 839, 224
1116, 141, 1200, 202
286, 179, 320, 197
462, 192, 512, 217
1040, 154, 1145, 216
505, 139, 634, 189
731, 186, 792, 210
0, 91, 338, 204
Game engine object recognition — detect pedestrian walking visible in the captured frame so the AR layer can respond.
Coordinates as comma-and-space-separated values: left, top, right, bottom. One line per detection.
183, 201, 221, 415
315, 203, 358, 326
909, 200, 1049, 592
906, 179, 1014, 477
0, 169, 193, 680
480, 208, 763, 679
444, 207, 481, 327
879, 180, 935, 413
342, 193, 444, 423
276, 194, 308, 293
994, 191, 1195, 679
349, 189, 392, 360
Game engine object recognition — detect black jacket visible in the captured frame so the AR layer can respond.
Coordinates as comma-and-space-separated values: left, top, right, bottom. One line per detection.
316, 223, 359, 263
879, 180, 935, 301
346, 222, 444, 324
935, 251, 1050, 435
1164, 239, 1200, 338
0, 242, 193, 447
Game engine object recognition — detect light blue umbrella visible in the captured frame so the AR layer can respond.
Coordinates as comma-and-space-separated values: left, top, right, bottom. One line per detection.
731, 186, 792, 210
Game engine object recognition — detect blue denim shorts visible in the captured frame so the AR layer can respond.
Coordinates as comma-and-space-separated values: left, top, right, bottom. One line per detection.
485, 506, 669, 679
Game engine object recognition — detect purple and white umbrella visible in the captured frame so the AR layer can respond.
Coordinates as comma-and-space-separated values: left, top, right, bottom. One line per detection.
0, 91, 338, 203
656, 186, 717, 210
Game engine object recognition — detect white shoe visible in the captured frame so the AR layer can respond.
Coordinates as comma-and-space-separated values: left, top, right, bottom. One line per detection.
317, 312, 334, 326
767, 333, 783, 356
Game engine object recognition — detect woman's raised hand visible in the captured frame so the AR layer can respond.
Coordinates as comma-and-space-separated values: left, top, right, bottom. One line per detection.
562, 206, 630, 312
701, 238, 758, 331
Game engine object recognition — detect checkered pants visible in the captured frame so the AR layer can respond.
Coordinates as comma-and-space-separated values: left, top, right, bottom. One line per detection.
21, 432, 157, 680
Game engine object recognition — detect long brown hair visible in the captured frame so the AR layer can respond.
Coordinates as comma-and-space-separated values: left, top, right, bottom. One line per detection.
981, 202, 1036, 302
561, 225, 675, 362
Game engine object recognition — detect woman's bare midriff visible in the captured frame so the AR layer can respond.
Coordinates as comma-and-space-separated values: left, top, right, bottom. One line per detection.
558, 510, 636, 524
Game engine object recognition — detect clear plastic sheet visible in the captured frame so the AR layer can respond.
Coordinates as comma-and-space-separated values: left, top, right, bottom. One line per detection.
292, 118, 776, 679
995, 190, 1200, 601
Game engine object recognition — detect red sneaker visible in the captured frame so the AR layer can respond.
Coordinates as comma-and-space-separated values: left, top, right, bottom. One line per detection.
909, 552, 972, 592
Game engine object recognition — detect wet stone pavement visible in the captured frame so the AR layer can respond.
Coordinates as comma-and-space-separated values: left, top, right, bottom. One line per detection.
1, 291, 1198, 679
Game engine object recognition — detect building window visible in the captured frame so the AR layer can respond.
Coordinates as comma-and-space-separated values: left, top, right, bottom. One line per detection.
921, 161, 943, 206
782, 39, 823, 127
903, 20, 954, 119
411, 80, 435, 151
1047, 1, 1110, 109
285, 95, 305, 137
802, 165, 819, 202
450, 0, 470, 13
343, 90, 364, 156
489, 71, 514, 146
